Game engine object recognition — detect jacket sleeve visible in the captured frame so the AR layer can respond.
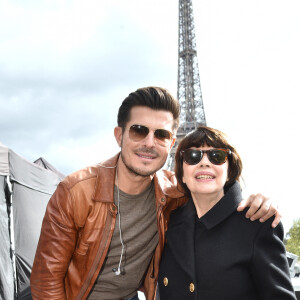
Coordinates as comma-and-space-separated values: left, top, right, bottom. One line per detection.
250, 220, 296, 299
30, 181, 78, 300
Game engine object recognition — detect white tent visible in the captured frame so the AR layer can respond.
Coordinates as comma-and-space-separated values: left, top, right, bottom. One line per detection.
0, 143, 64, 299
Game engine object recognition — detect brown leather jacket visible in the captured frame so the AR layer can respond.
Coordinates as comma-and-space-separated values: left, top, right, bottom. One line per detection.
30, 154, 187, 300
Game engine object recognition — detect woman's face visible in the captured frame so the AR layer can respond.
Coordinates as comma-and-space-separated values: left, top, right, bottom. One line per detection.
182, 146, 229, 200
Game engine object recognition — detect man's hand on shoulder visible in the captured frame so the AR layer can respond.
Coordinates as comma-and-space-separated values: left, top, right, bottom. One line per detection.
237, 193, 281, 228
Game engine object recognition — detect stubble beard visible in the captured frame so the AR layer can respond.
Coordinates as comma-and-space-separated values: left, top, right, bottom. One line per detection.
120, 147, 166, 177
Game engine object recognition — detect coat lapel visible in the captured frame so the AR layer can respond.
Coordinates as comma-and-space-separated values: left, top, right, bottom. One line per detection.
165, 198, 196, 281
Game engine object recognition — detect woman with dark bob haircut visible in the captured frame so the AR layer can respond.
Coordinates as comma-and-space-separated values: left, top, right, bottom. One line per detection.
158, 126, 296, 300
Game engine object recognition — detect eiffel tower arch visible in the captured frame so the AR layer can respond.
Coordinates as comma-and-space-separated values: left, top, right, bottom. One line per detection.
167, 0, 207, 171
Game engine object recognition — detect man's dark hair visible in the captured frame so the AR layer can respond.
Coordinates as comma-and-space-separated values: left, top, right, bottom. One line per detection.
117, 86, 180, 130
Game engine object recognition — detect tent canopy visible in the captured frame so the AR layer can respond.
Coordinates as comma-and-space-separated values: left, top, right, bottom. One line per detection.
0, 143, 64, 300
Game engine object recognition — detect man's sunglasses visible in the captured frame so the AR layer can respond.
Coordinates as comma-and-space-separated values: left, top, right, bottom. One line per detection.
129, 124, 173, 145
180, 148, 231, 165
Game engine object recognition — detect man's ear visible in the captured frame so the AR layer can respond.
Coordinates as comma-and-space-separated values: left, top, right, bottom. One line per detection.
114, 126, 123, 147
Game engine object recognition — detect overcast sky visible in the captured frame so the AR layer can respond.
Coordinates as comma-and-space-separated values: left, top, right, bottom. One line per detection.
0, 0, 299, 232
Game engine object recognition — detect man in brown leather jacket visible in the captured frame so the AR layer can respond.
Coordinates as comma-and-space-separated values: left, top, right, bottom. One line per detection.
30, 87, 280, 300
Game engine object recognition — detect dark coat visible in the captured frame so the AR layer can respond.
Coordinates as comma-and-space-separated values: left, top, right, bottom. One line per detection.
158, 182, 296, 300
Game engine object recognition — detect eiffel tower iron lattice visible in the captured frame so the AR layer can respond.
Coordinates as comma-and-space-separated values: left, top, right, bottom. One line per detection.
166, 0, 207, 171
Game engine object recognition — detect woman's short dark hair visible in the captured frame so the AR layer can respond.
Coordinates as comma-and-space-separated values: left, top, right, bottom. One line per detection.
117, 86, 180, 130
175, 126, 243, 196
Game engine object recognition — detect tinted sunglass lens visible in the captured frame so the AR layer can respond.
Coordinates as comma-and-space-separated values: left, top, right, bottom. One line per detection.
184, 149, 203, 165
155, 129, 172, 142
129, 125, 149, 141
209, 150, 227, 164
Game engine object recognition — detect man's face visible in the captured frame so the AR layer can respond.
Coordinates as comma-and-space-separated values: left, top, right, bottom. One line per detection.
115, 106, 176, 177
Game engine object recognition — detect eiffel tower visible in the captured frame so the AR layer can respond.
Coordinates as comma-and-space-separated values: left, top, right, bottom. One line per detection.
167, 0, 207, 171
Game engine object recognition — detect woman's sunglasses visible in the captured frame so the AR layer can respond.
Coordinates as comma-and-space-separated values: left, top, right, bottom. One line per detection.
180, 148, 231, 165
129, 124, 174, 145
